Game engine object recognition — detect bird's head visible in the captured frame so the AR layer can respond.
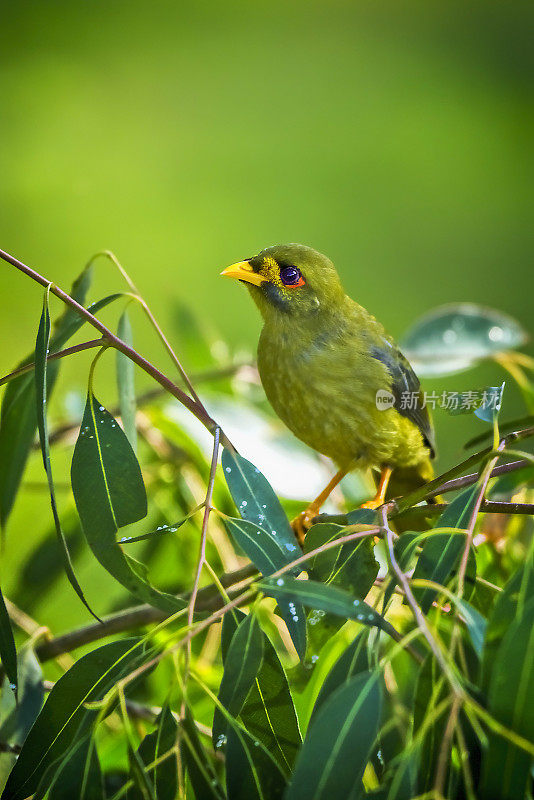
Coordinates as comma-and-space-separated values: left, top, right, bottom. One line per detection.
220, 244, 345, 321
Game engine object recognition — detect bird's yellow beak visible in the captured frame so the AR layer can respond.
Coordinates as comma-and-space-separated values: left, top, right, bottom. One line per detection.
220, 261, 267, 287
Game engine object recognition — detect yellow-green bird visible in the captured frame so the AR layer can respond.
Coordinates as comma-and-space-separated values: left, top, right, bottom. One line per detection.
221, 244, 435, 541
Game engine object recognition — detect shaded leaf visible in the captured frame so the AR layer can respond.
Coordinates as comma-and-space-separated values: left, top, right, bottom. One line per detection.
1, 638, 149, 800
474, 382, 505, 423
35, 286, 97, 619
258, 576, 399, 640
116, 311, 137, 451
0, 588, 17, 693
180, 707, 225, 800
222, 516, 306, 660
400, 303, 528, 377
311, 630, 369, 721
304, 522, 378, 597
285, 671, 382, 800
225, 723, 287, 800
221, 610, 301, 775
412, 485, 479, 612
413, 656, 449, 793
128, 705, 177, 800
213, 613, 263, 747
71, 394, 185, 613
383, 533, 418, 610
479, 598, 534, 800
47, 736, 104, 800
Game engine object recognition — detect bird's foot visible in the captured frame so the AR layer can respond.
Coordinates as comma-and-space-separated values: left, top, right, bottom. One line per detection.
359, 497, 384, 511
291, 505, 320, 546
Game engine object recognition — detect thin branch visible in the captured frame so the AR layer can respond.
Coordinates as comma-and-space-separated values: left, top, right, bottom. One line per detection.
0, 247, 234, 450
0, 339, 106, 387
427, 458, 529, 499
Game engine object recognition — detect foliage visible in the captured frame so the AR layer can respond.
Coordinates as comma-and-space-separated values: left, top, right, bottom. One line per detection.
0, 250, 533, 799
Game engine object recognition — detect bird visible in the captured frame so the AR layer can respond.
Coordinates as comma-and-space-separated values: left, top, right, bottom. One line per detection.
220, 243, 435, 542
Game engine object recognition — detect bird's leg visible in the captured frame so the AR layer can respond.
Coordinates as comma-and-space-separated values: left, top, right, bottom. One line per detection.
360, 466, 392, 510
291, 468, 347, 545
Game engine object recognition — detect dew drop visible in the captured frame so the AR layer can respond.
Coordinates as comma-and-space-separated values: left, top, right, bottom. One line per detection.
240, 500, 248, 507
276, 578, 284, 586
99, 406, 105, 411
225, 466, 231, 473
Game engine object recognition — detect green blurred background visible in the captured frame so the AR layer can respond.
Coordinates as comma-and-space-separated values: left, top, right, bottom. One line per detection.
1, 0, 533, 631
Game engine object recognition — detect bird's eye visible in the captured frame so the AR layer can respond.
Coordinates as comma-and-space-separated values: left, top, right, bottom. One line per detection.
279, 266, 305, 287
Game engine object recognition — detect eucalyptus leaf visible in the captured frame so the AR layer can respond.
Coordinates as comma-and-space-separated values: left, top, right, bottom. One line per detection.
259, 576, 399, 641
221, 609, 301, 774
116, 311, 138, 451
225, 723, 287, 800
0, 588, 17, 693
400, 303, 528, 378
222, 516, 306, 660
213, 613, 263, 748
479, 598, 534, 800
413, 656, 449, 793
47, 736, 104, 800
0, 646, 43, 746
1, 638, 149, 800
129, 705, 178, 800
412, 485, 479, 613
71, 394, 185, 613
180, 707, 225, 800
35, 287, 97, 619
285, 671, 382, 800
304, 522, 378, 597
311, 631, 369, 721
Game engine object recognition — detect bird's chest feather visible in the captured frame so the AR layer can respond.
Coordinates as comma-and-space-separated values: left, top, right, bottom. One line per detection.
257, 320, 390, 466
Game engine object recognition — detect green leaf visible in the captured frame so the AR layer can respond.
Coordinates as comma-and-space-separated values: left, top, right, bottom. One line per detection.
285, 671, 382, 800
413, 656, 449, 793
221, 610, 301, 775
222, 516, 306, 660
258, 577, 399, 641
474, 382, 505, 423
400, 303, 528, 377
1, 638, 149, 800
412, 485, 479, 613
304, 522, 378, 597
479, 598, 534, 800
34, 287, 97, 620
71, 394, 185, 613
127, 705, 177, 800
0, 259, 118, 529
116, 311, 138, 452
0, 646, 43, 746
0, 587, 17, 693
213, 613, 264, 748
180, 707, 225, 800
311, 631, 369, 721
383, 533, 418, 610
47, 736, 104, 800
482, 562, 534, 692
222, 449, 300, 560
225, 723, 287, 800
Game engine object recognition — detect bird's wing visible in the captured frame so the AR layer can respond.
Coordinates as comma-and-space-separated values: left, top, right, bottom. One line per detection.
371, 337, 436, 458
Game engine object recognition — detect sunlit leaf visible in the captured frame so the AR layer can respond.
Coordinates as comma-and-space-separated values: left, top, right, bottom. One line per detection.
400, 303, 528, 377
0, 588, 17, 693
47, 736, 104, 800
474, 382, 505, 423
222, 516, 306, 660
71, 394, 185, 613
180, 707, 225, 800
412, 485, 479, 613
221, 609, 301, 774
479, 598, 534, 800
225, 723, 287, 800
285, 671, 382, 800
213, 613, 264, 748
258, 577, 399, 641
35, 286, 97, 619
116, 310, 138, 452
311, 631, 369, 721
1, 638, 149, 800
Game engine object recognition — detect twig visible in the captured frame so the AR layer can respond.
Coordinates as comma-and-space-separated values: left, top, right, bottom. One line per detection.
427, 458, 529, 499
0, 247, 234, 450
0, 339, 105, 387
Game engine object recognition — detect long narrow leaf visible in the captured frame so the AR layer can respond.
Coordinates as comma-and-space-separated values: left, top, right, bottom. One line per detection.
213, 613, 264, 747
35, 287, 97, 619
116, 310, 137, 451
225, 723, 287, 800
285, 671, 382, 799
0, 587, 17, 693
71, 394, 185, 613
